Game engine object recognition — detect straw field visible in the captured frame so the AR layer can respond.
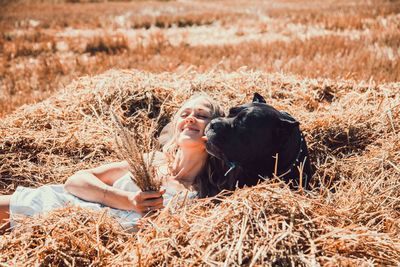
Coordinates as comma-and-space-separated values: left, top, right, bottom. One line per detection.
1, 0, 400, 117
1, 0, 400, 266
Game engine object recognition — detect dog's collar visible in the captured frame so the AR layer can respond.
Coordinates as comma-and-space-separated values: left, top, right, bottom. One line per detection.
277, 130, 305, 178
224, 161, 237, 176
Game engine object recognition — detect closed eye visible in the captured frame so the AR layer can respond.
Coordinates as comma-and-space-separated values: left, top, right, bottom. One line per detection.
180, 112, 210, 120
197, 114, 210, 119
228, 107, 244, 118
232, 109, 250, 127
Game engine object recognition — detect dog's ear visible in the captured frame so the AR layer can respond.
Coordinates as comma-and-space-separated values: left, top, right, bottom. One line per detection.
279, 111, 299, 128
277, 116, 299, 138
252, 93, 266, 104
279, 117, 299, 128
279, 111, 300, 136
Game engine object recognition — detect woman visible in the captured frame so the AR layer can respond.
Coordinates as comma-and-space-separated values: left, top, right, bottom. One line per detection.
0, 93, 225, 232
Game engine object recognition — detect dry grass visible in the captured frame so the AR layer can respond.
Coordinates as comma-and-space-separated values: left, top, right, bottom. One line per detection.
1, 0, 399, 117
1, 0, 399, 265
0, 69, 399, 265
112, 109, 162, 192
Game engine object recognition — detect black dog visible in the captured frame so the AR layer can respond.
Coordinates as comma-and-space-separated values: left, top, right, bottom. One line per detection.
205, 93, 313, 189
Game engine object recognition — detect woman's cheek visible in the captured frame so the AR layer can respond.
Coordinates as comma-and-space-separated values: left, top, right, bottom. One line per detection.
201, 121, 211, 133
175, 121, 183, 134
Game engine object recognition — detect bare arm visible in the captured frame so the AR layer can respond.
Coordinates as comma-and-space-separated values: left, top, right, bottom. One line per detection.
64, 161, 165, 213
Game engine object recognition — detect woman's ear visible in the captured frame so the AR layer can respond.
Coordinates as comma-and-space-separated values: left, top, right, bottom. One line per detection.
252, 93, 266, 104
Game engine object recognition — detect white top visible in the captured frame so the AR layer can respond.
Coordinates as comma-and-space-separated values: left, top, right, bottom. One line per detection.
10, 173, 197, 230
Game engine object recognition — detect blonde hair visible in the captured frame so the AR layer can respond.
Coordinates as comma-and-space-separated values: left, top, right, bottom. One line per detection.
159, 93, 226, 197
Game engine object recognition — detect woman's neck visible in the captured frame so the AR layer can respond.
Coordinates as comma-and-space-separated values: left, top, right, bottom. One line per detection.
171, 147, 208, 188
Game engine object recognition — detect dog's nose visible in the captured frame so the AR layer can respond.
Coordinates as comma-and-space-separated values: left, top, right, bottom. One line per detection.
208, 118, 225, 132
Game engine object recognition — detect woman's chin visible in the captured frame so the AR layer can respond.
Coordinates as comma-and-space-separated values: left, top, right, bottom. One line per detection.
177, 136, 206, 149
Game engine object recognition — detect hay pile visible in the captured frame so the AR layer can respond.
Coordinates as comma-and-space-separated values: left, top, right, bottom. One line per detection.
0, 69, 399, 265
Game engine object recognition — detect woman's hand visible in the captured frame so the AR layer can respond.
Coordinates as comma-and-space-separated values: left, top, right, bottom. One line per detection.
128, 189, 166, 215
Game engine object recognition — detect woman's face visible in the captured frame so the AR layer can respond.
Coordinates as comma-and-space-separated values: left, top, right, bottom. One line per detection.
175, 97, 213, 149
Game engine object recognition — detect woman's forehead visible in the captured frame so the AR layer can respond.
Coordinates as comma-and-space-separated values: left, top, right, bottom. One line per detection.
181, 98, 212, 111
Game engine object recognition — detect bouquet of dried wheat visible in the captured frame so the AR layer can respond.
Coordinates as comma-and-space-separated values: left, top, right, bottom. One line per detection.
112, 111, 162, 192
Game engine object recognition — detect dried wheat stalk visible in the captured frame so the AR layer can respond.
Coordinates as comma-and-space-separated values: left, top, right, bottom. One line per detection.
111, 111, 162, 192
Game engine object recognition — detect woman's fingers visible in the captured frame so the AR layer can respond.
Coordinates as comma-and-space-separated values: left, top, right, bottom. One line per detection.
139, 190, 165, 200
144, 202, 164, 213
130, 189, 166, 214
142, 197, 164, 207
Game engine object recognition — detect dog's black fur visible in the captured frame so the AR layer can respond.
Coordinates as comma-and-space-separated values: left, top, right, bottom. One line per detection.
205, 93, 313, 189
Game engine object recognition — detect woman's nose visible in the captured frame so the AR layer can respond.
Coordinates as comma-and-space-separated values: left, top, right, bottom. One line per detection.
185, 114, 196, 123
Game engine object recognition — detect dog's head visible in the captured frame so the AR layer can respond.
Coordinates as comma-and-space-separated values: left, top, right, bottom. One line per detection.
205, 93, 299, 172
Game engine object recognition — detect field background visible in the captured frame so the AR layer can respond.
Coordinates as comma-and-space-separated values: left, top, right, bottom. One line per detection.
1, 0, 400, 117
1, 0, 400, 265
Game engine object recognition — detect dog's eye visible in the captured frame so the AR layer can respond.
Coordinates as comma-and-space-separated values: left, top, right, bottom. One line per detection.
228, 107, 242, 117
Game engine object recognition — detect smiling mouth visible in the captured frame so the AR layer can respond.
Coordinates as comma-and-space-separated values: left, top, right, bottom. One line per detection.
182, 127, 199, 132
